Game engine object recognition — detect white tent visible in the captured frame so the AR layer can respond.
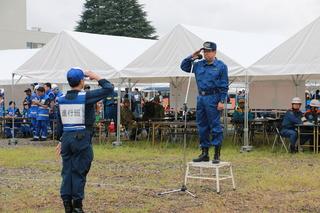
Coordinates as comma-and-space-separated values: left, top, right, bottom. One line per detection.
121, 24, 286, 108
120, 24, 245, 83
14, 31, 156, 83
0, 49, 38, 85
248, 17, 320, 81
182, 25, 286, 68
245, 17, 320, 109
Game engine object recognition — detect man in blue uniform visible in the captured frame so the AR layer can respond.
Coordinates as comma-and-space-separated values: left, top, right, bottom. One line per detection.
181, 41, 229, 164
56, 68, 114, 213
44, 83, 55, 135
0, 94, 4, 118
21, 103, 32, 137
103, 88, 118, 133
4, 101, 21, 138
30, 86, 39, 140
280, 97, 304, 153
33, 86, 50, 141
23, 88, 32, 107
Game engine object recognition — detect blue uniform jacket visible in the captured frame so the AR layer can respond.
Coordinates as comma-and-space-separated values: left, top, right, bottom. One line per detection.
57, 79, 114, 138
281, 109, 303, 130
104, 91, 118, 106
46, 89, 55, 102
180, 56, 229, 102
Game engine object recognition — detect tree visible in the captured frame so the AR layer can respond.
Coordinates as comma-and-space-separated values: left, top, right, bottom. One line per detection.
75, 0, 157, 39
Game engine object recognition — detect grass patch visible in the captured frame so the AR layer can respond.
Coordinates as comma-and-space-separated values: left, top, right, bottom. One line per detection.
1, 137, 320, 212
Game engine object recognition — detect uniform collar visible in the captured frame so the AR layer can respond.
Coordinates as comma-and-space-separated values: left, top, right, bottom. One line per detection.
203, 58, 218, 66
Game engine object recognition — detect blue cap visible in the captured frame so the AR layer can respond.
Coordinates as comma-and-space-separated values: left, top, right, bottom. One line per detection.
67, 68, 84, 85
202, 41, 217, 51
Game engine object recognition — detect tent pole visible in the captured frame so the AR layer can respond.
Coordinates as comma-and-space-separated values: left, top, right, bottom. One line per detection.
9, 73, 18, 145
241, 70, 252, 152
112, 78, 125, 146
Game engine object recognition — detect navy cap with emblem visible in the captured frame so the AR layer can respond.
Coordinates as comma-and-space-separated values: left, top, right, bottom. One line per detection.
202, 41, 217, 51
67, 68, 85, 85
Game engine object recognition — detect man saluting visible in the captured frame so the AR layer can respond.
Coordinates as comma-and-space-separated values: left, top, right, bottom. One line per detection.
56, 68, 114, 213
181, 41, 229, 164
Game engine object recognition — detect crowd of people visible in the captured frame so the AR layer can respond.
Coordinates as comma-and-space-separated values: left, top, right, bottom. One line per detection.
0, 84, 166, 141
230, 92, 320, 154
0, 83, 62, 140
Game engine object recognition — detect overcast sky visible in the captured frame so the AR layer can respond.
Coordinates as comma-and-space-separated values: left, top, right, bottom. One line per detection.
27, 0, 320, 38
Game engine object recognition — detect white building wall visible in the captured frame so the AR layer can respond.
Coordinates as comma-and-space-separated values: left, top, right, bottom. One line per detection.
0, 0, 56, 50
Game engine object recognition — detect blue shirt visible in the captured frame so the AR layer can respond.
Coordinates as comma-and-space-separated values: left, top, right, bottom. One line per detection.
181, 56, 229, 102
46, 89, 55, 102
104, 91, 118, 106
281, 109, 303, 130
0, 102, 4, 117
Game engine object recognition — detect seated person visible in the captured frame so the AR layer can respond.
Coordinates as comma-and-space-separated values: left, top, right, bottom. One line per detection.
0, 95, 5, 117
21, 103, 32, 137
5, 101, 21, 138
121, 99, 137, 140
304, 99, 320, 124
232, 98, 254, 123
142, 96, 165, 121
280, 97, 304, 153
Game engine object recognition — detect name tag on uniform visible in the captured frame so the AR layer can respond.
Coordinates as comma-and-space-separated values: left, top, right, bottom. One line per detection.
60, 104, 85, 124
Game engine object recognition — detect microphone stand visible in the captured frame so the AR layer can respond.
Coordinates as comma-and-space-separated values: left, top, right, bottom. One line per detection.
158, 56, 201, 198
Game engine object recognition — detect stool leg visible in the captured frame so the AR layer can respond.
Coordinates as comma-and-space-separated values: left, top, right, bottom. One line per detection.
199, 167, 203, 184
215, 167, 220, 194
230, 165, 236, 190
184, 163, 190, 186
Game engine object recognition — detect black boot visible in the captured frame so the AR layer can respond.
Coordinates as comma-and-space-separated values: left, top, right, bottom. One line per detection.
289, 144, 296, 154
72, 200, 84, 213
212, 145, 221, 164
193, 147, 209, 162
63, 200, 73, 213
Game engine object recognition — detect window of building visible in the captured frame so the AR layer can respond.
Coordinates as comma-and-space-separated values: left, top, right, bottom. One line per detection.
26, 42, 45, 49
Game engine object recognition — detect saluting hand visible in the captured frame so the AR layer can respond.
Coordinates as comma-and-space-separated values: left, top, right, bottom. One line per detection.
192, 49, 202, 60
85, 70, 102, 81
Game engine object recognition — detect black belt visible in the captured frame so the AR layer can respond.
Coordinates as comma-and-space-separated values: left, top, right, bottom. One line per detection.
198, 90, 219, 96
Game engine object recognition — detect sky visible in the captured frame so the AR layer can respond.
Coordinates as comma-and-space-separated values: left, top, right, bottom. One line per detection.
27, 0, 320, 38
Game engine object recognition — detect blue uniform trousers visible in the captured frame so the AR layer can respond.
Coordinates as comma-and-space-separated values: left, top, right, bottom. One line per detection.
280, 129, 297, 145
4, 122, 20, 138
21, 124, 31, 137
30, 118, 37, 137
60, 130, 93, 202
35, 120, 48, 139
105, 105, 117, 123
196, 95, 223, 148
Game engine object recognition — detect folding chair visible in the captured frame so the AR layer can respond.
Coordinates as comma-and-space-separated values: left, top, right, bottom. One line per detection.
272, 123, 288, 152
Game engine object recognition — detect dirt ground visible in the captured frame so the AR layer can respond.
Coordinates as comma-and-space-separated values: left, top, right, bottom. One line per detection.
1, 138, 320, 213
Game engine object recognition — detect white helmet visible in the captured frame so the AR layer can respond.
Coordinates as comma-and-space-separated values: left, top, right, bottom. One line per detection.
291, 97, 302, 104
52, 83, 58, 90
34, 85, 41, 90
309, 99, 320, 107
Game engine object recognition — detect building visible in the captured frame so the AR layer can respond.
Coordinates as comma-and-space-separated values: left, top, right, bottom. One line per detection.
0, 0, 56, 50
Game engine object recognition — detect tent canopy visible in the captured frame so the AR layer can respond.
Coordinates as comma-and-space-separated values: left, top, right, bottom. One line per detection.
0, 49, 38, 85
120, 25, 245, 83
14, 31, 155, 83
182, 25, 286, 68
248, 17, 320, 81
120, 24, 286, 83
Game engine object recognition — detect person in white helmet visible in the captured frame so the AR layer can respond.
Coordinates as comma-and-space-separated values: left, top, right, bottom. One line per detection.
301, 99, 320, 149
280, 97, 304, 153
305, 99, 320, 124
